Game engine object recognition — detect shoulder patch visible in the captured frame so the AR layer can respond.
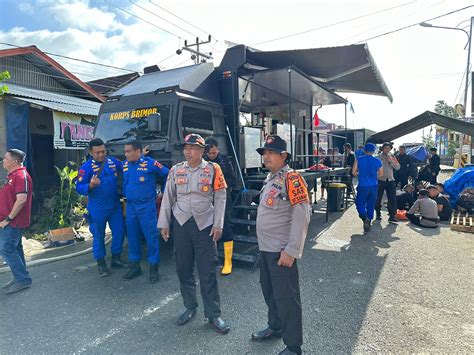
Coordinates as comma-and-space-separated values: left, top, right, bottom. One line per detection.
78, 169, 86, 177
154, 161, 163, 169
286, 171, 309, 206
211, 163, 227, 191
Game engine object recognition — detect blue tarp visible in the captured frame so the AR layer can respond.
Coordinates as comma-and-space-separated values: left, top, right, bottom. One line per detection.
5, 100, 32, 168
406, 145, 428, 162
444, 166, 474, 207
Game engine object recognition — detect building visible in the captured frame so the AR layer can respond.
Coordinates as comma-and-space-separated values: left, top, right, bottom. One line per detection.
0, 45, 104, 187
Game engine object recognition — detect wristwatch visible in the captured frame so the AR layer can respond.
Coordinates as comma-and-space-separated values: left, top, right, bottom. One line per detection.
4, 216, 12, 222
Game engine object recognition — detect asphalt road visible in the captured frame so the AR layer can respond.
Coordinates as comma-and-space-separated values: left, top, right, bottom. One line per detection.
0, 203, 473, 354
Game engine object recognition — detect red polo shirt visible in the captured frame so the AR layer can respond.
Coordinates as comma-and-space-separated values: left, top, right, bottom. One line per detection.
0, 167, 33, 228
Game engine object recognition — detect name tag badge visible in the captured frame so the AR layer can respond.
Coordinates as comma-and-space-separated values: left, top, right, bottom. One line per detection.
199, 177, 211, 184
176, 177, 187, 185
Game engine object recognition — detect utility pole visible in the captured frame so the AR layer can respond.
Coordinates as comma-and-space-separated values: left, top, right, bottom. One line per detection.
176, 35, 213, 64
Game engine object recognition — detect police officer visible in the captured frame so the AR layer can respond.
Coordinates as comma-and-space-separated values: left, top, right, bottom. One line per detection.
252, 135, 310, 355
395, 145, 412, 188
158, 133, 230, 334
122, 140, 169, 283
204, 136, 237, 276
76, 138, 127, 277
429, 147, 441, 184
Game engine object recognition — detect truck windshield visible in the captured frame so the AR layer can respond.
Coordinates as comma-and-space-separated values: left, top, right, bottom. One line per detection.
95, 105, 170, 143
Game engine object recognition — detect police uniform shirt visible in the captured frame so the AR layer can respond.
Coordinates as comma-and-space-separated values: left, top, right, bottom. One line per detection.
407, 197, 439, 227
377, 153, 400, 181
76, 157, 122, 211
256, 165, 311, 259
158, 159, 227, 231
122, 156, 169, 204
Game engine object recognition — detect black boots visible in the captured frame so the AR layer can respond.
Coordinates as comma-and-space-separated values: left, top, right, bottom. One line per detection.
111, 255, 127, 269
97, 259, 110, 277
149, 263, 159, 284
122, 261, 143, 280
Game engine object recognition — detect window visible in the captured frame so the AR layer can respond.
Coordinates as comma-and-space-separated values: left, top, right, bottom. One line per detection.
181, 105, 213, 137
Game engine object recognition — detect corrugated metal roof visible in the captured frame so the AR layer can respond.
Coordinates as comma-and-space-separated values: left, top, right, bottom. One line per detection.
112, 63, 214, 97
6, 83, 101, 116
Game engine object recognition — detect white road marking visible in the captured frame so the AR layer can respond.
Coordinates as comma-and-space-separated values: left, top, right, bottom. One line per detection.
76, 292, 180, 353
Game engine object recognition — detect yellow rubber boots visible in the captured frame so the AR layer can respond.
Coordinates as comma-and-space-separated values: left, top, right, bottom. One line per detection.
221, 241, 233, 276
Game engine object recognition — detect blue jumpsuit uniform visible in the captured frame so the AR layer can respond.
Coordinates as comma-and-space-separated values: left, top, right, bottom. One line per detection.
123, 157, 169, 265
76, 157, 125, 260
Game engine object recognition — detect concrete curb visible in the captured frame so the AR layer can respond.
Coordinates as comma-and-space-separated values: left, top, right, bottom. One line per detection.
0, 236, 111, 275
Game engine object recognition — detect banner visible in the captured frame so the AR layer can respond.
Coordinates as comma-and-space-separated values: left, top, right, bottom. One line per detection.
53, 111, 95, 149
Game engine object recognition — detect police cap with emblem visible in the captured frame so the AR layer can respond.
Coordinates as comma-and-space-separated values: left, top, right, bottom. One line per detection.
256, 135, 291, 160
175, 133, 207, 149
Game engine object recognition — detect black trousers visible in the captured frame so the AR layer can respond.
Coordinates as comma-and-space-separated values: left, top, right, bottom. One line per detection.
407, 213, 438, 228
395, 173, 409, 189
221, 190, 234, 243
429, 173, 438, 184
260, 251, 302, 348
375, 180, 397, 217
173, 218, 221, 319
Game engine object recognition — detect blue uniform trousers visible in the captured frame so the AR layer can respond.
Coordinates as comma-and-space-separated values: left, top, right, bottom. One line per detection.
126, 201, 159, 264
89, 206, 125, 260
356, 185, 378, 220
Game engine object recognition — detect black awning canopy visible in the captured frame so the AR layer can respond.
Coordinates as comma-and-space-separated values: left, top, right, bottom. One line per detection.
239, 66, 347, 111
368, 111, 474, 144
245, 44, 393, 102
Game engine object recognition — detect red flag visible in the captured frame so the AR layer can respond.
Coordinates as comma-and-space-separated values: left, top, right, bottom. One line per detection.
313, 111, 320, 127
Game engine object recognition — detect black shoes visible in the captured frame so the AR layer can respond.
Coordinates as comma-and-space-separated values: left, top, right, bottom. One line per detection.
278, 346, 302, 355
123, 261, 143, 280
208, 317, 230, 334
111, 255, 127, 269
149, 263, 159, 284
363, 218, 371, 232
388, 216, 398, 223
251, 326, 282, 340
177, 308, 197, 326
97, 259, 110, 277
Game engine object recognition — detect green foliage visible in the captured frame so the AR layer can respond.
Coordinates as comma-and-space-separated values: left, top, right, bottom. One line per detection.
50, 162, 82, 229
434, 100, 459, 118
422, 133, 435, 148
0, 70, 10, 96
447, 140, 459, 158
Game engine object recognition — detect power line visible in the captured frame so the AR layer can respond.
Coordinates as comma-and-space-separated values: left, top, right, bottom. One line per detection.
148, 0, 213, 39
103, 0, 183, 40
0, 42, 141, 74
353, 4, 474, 43
128, 0, 197, 38
251, 0, 417, 46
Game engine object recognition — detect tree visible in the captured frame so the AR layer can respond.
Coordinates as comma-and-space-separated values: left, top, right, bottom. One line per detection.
434, 100, 459, 118
422, 132, 435, 148
0, 70, 10, 96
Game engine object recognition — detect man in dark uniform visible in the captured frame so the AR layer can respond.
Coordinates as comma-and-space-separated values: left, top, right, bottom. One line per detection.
252, 135, 311, 355
429, 147, 441, 184
395, 145, 412, 188
158, 133, 230, 334
76, 138, 127, 277
204, 136, 237, 276
343, 143, 356, 193
122, 140, 169, 283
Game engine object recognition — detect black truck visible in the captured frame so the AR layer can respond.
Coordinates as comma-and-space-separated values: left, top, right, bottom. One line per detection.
93, 43, 392, 264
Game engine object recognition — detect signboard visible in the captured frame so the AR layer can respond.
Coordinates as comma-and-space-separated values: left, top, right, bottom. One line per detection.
53, 111, 95, 149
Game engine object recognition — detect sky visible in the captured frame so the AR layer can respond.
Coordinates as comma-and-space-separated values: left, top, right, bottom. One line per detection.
0, 0, 473, 146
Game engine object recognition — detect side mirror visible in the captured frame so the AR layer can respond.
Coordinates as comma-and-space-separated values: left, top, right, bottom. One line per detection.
148, 113, 161, 132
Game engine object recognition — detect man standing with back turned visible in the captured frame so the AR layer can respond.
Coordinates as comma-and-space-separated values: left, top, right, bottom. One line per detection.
252, 135, 311, 355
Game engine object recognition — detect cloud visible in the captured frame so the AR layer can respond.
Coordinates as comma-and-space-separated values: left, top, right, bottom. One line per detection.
49, 1, 119, 32
18, 3, 34, 15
